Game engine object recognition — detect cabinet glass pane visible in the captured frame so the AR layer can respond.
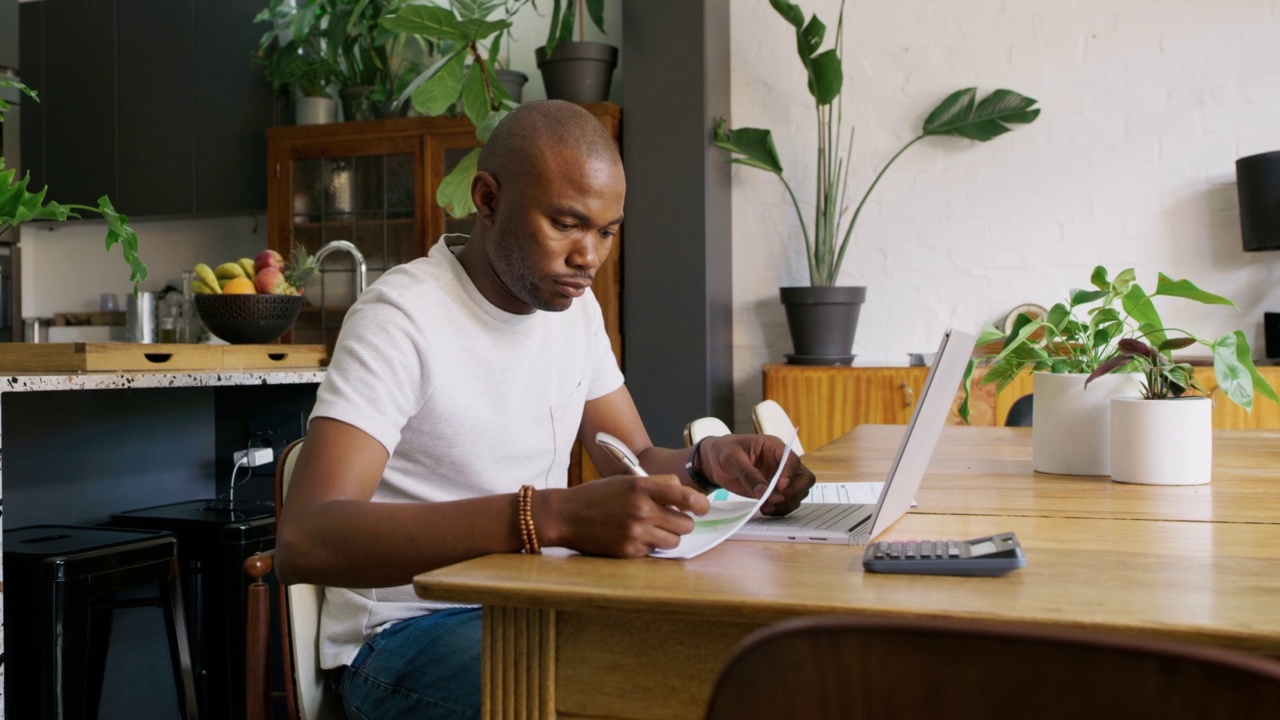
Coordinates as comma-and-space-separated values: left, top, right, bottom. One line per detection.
290, 151, 416, 273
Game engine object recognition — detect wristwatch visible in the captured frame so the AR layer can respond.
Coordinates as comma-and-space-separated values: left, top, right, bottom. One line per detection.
686, 438, 720, 494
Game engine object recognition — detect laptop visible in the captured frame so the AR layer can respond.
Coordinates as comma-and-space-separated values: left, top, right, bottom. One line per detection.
733, 327, 976, 546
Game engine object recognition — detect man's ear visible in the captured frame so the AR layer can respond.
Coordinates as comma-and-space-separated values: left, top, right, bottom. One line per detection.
471, 171, 500, 225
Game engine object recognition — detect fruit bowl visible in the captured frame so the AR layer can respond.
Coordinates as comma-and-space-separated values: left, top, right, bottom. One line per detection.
194, 294, 304, 344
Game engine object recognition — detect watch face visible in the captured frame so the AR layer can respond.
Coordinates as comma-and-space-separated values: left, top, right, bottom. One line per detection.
1003, 303, 1048, 334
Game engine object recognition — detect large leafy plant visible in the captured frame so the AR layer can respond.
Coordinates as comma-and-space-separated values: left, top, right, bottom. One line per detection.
713, 0, 1040, 286
958, 266, 1279, 421
255, 0, 429, 110
0, 78, 146, 293
383, 0, 529, 217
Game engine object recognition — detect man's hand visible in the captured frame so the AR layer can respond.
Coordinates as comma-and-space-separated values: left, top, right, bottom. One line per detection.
544, 475, 711, 558
695, 435, 816, 516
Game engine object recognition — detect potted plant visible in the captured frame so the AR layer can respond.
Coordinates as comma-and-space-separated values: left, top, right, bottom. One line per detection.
1085, 288, 1278, 486
0, 78, 147, 297
535, 0, 617, 103
383, 0, 523, 217
713, 0, 1040, 364
254, 0, 339, 124
961, 266, 1278, 480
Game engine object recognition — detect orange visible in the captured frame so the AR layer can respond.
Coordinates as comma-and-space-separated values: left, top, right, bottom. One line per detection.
222, 277, 256, 294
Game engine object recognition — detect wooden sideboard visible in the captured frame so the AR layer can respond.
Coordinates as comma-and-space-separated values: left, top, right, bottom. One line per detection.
763, 363, 1280, 452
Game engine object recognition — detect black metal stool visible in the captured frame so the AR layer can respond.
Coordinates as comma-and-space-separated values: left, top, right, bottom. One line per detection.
108, 500, 276, 720
3, 524, 199, 720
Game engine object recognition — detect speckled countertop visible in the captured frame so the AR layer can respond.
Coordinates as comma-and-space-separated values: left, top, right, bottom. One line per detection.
0, 368, 326, 393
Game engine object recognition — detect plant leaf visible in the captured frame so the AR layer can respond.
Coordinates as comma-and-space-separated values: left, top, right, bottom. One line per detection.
798, 15, 825, 58
381, 5, 467, 40
411, 51, 466, 116
712, 119, 784, 175
1213, 332, 1254, 411
98, 196, 147, 285
455, 17, 511, 42
437, 147, 481, 218
923, 88, 1041, 141
769, 0, 806, 29
398, 48, 465, 112
585, 0, 607, 34
461, 62, 491, 127
807, 49, 842, 106
1069, 288, 1107, 305
1085, 354, 1135, 387
475, 107, 507, 144
1121, 285, 1166, 348
1153, 273, 1237, 307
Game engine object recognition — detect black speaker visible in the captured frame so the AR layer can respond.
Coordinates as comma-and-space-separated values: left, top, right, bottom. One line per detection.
1266, 312, 1280, 360
1237, 150, 1280, 252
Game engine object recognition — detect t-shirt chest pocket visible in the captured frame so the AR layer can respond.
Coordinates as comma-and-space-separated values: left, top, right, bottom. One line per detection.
545, 378, 588, 486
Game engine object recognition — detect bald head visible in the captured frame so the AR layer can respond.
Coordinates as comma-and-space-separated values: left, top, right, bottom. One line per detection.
477, 100, 621, 186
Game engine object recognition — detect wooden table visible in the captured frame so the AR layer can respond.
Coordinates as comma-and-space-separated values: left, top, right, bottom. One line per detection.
413, 425, 1280, 720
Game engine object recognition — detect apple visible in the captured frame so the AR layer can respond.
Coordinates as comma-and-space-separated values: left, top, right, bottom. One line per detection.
255, 249, 284, 274
255, 267, 291, 294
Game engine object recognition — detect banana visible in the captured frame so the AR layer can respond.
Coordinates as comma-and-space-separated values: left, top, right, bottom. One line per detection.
215, 262, 248, 281
191, 279, 216, 295
237, 257, 256, 278
194, 263, 222, 294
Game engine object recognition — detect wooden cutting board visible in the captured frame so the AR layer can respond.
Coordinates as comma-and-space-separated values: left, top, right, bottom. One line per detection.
0, 343, 328, 373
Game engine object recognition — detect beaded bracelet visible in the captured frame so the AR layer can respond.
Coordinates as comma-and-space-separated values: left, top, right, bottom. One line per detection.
517, 484, 541, 554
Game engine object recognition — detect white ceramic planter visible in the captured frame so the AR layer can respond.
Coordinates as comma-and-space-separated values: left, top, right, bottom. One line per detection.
296, 96, 338, 126
1032, 372, 1143, 476
1110, 396, 1213, 485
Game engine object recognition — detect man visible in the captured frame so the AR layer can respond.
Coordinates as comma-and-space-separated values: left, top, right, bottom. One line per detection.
275, 100, 815, 720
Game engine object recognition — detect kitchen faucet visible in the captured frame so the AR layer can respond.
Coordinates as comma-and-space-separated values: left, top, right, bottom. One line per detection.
313, 240, 367, 302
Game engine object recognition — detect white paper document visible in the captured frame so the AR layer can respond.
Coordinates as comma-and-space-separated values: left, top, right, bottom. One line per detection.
650, 431, 796, 560
709, 481, 884, 505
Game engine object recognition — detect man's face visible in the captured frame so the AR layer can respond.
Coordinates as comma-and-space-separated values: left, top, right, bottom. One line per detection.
488, 149, 625, 313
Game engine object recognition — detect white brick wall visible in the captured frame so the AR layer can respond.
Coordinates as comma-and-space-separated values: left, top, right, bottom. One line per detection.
729, 0, 1280, 431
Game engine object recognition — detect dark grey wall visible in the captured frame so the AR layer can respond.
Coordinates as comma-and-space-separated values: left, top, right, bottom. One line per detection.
622, 0, 733, 446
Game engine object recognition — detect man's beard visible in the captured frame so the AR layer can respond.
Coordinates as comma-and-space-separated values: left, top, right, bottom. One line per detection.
490, 224, 590, 312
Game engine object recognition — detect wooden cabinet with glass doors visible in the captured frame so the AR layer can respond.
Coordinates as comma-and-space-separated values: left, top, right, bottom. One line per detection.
265, 103, 622, 361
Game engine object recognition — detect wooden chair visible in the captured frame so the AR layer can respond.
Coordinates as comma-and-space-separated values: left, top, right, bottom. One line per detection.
704, 615, 1280, 720
752, 399, 805, 456
244, 438, 344, 720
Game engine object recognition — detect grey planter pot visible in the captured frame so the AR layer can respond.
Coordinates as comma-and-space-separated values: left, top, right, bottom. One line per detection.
535, 41, 618, 103
779, 286, 867, 364
497, 69, 529, 104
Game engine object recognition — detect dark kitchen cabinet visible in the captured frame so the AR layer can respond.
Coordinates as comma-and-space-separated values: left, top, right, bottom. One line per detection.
19, 0, 274, 217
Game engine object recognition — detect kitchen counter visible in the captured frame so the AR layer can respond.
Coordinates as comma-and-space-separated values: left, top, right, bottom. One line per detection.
0, 366, 325, 712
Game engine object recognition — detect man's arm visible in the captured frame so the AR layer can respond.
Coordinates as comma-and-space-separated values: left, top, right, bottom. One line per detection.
275, 417, 528, 588
276, 415, 713, 588
579, 386, 816, 516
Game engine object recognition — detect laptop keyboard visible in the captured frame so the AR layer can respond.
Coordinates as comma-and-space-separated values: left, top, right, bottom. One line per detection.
754, 503, 868, 531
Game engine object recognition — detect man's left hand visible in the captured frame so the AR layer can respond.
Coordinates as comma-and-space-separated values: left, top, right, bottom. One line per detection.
693, 434, 815, 516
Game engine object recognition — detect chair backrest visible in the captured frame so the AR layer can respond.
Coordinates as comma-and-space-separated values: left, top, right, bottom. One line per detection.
684, 416, 733, 446
704, 615, 1280, 720
751, 400, 805, 456
1005, 392, 1034, 427
275, 439, 344, 720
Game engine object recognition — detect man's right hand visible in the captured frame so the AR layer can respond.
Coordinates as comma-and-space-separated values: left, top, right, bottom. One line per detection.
537, 475, 710, 558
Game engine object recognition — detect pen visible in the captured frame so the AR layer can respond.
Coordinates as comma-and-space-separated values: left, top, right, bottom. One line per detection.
594, 432, 649, 477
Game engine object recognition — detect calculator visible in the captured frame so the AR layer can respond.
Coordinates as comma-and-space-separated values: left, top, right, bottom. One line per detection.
862, 532, 1026, 576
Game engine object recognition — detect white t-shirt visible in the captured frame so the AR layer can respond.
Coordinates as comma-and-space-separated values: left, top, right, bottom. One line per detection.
310, 237, 625, 668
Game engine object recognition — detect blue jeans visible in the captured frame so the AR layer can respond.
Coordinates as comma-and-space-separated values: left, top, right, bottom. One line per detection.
336, 606, 482, 720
